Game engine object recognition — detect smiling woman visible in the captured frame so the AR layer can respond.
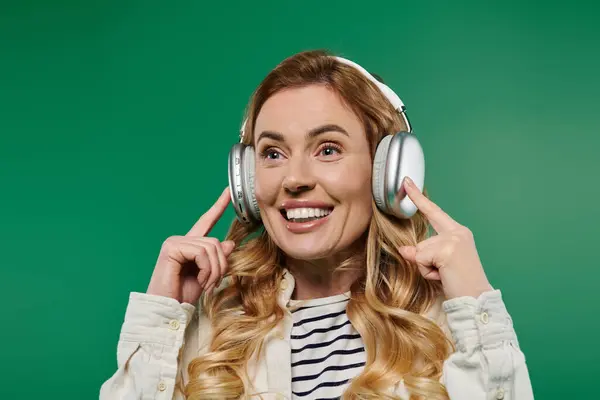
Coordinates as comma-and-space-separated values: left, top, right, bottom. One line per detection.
253, 84, 374, 261
100, 50, 534, 400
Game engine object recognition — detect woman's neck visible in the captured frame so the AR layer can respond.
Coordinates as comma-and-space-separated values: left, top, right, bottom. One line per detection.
285, 244, 365, 300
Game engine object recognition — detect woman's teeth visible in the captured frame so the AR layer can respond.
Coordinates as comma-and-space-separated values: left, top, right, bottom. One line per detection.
285, 207, 332, 222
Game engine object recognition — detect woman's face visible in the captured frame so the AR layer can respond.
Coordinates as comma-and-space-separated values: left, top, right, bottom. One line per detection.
253, 84, 373, 261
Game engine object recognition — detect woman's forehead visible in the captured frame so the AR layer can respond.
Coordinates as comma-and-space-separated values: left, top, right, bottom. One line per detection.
253, 85, 363, 143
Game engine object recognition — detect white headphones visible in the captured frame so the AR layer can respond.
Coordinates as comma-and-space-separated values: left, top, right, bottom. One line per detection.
227, 56, 425, 226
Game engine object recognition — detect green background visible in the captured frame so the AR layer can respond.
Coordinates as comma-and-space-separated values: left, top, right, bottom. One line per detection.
1, 1, 598, 398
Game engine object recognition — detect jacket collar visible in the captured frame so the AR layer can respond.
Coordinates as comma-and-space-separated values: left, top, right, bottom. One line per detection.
277, 269, 296, 309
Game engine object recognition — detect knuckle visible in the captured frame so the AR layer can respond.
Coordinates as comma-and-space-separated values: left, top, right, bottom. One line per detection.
205, 237, 220, 246
192, 249, 207, 266
414, 252, 426, 264
195, 254, 207, 268
203, 243, 217, 256
458, 226, 473, 238
440, 246, 454, 261
450, 233, 462, 244
207, 238, 219, 254
162, 236, 182, 251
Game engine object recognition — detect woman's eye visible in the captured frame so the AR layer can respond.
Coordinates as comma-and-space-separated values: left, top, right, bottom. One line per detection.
261, 148, 282, 160
319, 145, 341, 157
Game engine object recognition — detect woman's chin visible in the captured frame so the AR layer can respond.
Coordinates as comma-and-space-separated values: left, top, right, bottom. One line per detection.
276, 239, 332, 260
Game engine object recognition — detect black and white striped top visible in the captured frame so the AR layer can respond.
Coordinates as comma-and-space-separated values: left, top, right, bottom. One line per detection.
289, 292, 366, 399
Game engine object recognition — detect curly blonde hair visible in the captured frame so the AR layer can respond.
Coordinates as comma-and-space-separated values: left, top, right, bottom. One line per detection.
184, 50, 454, 399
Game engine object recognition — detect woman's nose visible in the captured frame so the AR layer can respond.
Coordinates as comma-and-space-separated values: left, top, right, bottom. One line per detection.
282, 157, 316, 194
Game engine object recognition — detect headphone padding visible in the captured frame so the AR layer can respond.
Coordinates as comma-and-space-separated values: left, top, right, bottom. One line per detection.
242, 145, 261, 223
372, 135, 392, 212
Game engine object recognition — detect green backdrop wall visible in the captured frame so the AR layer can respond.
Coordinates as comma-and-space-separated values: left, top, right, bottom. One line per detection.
1, 1, 598, 398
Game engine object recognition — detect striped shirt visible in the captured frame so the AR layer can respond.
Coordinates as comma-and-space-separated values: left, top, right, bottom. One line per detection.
289, 292, 366, 399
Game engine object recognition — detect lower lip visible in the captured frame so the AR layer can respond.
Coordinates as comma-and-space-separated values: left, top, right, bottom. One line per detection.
283, 211, 332, 233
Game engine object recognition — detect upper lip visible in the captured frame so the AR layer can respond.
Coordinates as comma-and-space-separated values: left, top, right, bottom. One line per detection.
280, 200, 334, 210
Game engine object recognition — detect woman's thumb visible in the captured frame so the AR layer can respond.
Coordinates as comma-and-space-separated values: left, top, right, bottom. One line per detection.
221, 240, 236, 255
398, 245, 417, 262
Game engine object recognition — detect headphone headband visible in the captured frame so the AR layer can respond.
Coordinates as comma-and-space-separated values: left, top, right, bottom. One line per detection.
239, 56, 412, 141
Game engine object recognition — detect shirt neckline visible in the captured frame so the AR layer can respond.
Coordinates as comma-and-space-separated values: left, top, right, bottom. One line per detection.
288, 291, 351, 309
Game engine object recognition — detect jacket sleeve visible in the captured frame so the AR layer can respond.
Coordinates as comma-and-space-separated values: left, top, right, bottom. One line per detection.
441, 290, 534, 400
99, 292, 198, 400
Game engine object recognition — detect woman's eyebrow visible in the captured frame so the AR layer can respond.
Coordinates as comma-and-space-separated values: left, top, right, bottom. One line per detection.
307, 124, 349, 138
257, 124, 349, 145
256, 131, 284, 145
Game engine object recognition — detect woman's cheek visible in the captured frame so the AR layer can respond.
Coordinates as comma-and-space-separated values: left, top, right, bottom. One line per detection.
254, 168, 280, 206
321, 160, 372, 197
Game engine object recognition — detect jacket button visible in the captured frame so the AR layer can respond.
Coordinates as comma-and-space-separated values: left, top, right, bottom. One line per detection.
157, 381, 167, 391
168, 320, 180, 330
495, 388, 505, 399
480, 312, 489, 324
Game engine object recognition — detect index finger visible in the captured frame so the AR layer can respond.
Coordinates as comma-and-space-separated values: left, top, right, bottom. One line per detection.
402, 177, 459, 232
186, 187, 231, 237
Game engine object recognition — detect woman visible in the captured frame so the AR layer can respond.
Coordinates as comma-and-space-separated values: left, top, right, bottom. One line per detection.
100, 50, 533, 399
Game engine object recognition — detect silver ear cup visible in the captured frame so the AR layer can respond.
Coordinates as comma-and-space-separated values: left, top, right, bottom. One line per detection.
387, 133, 424, 219
372, 132, 425, 219
228, 143, 261, 225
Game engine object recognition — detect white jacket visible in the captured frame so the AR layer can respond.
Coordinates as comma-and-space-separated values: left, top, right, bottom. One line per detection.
99, 270, 534, 399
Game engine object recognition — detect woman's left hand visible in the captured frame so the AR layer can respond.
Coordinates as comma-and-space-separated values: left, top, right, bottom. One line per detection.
397, 177, 493, 300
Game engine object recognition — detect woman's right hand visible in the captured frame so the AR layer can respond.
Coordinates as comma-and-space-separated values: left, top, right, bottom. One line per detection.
146, 187, 235, 305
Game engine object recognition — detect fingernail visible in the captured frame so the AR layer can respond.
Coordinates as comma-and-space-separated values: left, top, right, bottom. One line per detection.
404, 176, 414, 187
